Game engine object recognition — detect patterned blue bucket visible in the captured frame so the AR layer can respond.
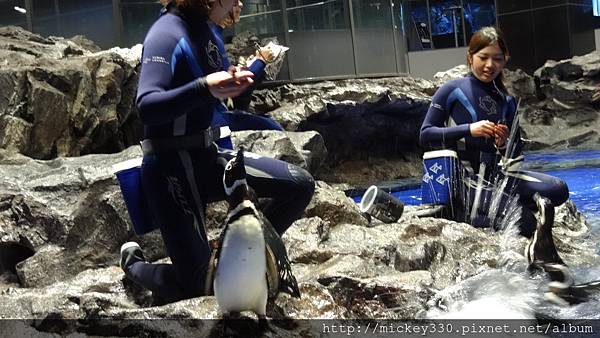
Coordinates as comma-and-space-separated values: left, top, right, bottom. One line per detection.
421, 150, 458, 205
114, 158, 157, 235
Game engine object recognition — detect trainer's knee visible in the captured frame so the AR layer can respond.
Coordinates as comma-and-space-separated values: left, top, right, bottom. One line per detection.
549, 178, 569, 206
519, 207, 537, 238
288, 164, 315, 205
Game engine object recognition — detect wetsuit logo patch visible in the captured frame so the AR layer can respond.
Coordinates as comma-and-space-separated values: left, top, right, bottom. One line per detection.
206, 40, 223, 69
143, 56, 170, 65
479, 96, 497, 116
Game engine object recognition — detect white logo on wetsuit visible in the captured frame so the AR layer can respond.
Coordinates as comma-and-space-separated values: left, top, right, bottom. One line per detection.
206, 40, 223, 69
143, 56, 170, 65
479, 96, 497, 116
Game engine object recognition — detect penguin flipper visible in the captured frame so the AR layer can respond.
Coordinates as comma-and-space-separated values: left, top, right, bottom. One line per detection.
205, 245, 219, 296
261, 217, 301, 298
265, 245, 279, 299
207, 222, 230, 296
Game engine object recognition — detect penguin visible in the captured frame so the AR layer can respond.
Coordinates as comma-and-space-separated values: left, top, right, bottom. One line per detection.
526, 193, 564, 269
209, 148, 300, 319
524, 193, 600, 305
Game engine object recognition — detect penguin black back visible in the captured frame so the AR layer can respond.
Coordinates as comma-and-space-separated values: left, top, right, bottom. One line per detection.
527, 194, 563, 267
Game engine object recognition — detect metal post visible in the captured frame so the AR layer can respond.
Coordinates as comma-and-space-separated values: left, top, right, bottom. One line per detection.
113, 0, 124, 47
452, 7, 458, 47
426, 0, 433, 48
348, 0, 358, 75
24, 0, 33, 32
390, 0, 400, 73
281, 0, 294, 80
460, 0, 466, 46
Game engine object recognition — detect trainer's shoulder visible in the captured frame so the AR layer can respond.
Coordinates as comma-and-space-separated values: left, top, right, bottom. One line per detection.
442, 76, 470, 90
434, 77, 467, 97
144, 14, 187, 45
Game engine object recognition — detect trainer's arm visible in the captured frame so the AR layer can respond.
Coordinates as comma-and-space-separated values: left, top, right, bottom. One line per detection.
136, 35, 213, 125
419, 84, 471, 148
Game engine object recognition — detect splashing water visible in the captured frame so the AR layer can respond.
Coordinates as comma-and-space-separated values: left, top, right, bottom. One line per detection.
426, 270, 540, 319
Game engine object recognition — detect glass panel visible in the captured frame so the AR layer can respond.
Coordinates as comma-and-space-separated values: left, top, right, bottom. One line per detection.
393, 0, 408, 72
463, 0, 496, 43
496, 0, 531, 15
233, 0, 288, 80
0, 0, 28, 28
351, 0, 397, 74
403, 0, 432, 51
498, 12, 536, 73
285, 0, 355, 78
532, 0, 565, 8
31, 0, 116, 48
533, 5, 570, 67
121, 1, 162, 47
569, 3, 595, 56
429, 0, 465, 49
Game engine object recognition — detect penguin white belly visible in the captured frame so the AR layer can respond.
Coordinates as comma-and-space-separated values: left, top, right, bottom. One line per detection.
214, 214, 268, 315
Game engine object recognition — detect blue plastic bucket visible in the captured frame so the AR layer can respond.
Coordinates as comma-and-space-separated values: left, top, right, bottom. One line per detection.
421, 150, 458, 205
113, 158, 157, 235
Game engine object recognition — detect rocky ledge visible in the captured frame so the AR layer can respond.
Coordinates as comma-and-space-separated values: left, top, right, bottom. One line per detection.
0, 145, 598, 336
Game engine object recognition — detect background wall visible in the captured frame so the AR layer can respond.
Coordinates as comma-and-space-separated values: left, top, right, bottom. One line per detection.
408, 46, 468, 79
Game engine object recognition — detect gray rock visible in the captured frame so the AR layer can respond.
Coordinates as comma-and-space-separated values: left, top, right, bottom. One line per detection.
231, 130, 327, 173
303, 181, 369, 227
0, 26, 141, 159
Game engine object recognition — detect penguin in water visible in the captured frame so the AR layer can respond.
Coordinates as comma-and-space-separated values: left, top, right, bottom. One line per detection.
525, 193, 600, 305
209, 148, 300, 320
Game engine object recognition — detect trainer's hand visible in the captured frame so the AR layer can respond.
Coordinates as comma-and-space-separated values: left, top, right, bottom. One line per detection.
205, 70, 254, 99
494, 123, 509, 147
470, 120, 496, 138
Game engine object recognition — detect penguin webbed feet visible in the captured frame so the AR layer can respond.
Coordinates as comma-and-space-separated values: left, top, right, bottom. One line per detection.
219, 311, 272, 337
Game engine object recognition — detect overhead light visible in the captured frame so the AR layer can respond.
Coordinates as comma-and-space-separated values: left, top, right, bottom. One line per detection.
14, 6, 27, 14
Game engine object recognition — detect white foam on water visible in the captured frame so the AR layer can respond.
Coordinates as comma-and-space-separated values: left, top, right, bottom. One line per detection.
426, 270, 539, 320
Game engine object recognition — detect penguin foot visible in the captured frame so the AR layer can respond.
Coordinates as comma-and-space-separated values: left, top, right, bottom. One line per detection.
258, 315, 269, 331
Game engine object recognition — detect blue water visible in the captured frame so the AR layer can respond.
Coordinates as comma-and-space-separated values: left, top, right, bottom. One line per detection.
353, 149, 600, 219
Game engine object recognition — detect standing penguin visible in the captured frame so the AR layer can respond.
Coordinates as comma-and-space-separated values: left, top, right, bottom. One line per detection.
210, 148, 300, 319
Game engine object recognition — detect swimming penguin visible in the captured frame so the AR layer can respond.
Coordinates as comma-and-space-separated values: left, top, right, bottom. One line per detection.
209, 148, 300, 319
526, 193, 564, 269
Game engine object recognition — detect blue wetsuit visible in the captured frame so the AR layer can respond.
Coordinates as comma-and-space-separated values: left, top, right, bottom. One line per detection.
207, 24, 283, 149
127, 4, 314, 303
420, 75, 568, 236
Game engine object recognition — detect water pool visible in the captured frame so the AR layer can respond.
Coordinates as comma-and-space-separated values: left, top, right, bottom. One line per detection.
352, 149, 600, 219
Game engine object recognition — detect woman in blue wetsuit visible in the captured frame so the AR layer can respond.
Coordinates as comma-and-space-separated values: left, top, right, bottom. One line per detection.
209, 0, 283, 149
420, 27, 568, 237
118, 0, 314, 304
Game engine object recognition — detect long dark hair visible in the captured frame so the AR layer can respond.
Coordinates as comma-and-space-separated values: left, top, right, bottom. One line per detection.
467, 26, 510, 94
159, 0, 220, 17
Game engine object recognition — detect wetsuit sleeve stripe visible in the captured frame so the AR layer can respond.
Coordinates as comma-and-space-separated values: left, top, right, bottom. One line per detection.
420, 83, 471, 147
136, 36, 212, 126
